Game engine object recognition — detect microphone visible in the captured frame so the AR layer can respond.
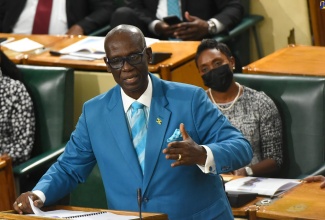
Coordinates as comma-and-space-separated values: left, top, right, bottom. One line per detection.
137, 188, 142, 220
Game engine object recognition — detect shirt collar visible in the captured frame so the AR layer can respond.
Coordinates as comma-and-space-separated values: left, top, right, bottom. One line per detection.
121, 75, 152, 113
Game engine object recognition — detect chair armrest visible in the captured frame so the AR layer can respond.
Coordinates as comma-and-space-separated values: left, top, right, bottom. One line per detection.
214, 15, 264, 42
88, 25, 111, 36
307, 164, 325, 177
13, 144, 66, 176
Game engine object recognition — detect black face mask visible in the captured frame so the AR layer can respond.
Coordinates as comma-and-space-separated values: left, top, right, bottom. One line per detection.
201, 64, 233, 92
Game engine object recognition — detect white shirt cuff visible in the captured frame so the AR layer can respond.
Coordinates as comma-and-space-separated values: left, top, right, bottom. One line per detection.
149, 20, 161, 36
197, 145, 216, 174
209, 18, 225, 34
33, 190, 46, 203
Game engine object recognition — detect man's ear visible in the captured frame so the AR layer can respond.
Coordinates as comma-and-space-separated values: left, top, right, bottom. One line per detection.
229, 56, 236, 71
146, 47, 153, 63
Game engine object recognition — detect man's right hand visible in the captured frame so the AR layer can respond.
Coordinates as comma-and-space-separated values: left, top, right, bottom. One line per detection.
154, 21, 182, 39
13, 192, 44, 214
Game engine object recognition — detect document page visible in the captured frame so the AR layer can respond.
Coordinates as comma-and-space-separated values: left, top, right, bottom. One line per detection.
58, 36, 159, 60
27, 197, 138, 219
1, 38, 44, 52
225, 177, 301, 197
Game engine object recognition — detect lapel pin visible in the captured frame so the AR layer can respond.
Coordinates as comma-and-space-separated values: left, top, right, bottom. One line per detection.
156, 118, 162, 125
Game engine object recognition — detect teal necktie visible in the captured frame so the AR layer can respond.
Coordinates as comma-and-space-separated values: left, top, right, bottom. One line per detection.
167, 0, 181, 19
130, 102, 147, 174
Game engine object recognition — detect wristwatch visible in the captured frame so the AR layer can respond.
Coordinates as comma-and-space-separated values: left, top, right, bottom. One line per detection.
245, 166, 254, 176
207, 20, 217, 35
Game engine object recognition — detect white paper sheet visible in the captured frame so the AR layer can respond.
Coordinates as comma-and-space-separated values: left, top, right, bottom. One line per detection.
1, 38, 44, 52
27, 196, 138, 219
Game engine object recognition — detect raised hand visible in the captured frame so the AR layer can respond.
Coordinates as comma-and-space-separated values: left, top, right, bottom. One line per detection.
163, 123, 207, 167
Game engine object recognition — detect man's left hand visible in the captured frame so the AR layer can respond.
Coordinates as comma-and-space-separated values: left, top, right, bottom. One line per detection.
173, 11, 209, 40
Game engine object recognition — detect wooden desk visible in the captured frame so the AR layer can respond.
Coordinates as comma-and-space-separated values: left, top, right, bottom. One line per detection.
243, 45, 325, 76
1, 33, 203, 86
0, 205, 168, 220
230, 181, 325, 220
0, 33, 66, 64
25, 36, 202, 86
255, 181, 325, 220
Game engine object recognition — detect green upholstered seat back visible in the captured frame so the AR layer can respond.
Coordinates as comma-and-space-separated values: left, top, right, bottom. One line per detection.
234, 74, 325, 178
18, 65, 74, 157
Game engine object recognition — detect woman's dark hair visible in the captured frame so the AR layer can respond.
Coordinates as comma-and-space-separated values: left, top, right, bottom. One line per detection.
0, 49, 23, 81
195, 39, 233, 67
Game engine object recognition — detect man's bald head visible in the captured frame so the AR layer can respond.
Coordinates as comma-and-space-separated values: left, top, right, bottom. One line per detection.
104, 25, 146, 52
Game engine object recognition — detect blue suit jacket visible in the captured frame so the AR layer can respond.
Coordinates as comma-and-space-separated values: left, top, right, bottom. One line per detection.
34, 74, 252, 220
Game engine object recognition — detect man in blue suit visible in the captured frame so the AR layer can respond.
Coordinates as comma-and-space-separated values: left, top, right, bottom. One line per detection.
13, 25, 252, 219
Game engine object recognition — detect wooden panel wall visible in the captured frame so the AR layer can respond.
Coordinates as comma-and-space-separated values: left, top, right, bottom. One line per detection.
308, 0, 325, 46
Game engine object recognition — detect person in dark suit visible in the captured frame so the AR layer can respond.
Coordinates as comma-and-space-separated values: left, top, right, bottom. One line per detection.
110, 0, 243, 40
0, 0, 115, 35
13, 24, 252, 219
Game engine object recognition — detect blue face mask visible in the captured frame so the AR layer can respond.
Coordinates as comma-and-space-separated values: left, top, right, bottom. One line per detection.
201, 64, 233, 92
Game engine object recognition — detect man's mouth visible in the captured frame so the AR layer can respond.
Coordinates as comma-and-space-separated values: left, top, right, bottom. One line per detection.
124, 75, 138, 84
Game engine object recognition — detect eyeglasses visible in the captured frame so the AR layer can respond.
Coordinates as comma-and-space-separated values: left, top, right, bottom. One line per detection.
104, 47, 147, 69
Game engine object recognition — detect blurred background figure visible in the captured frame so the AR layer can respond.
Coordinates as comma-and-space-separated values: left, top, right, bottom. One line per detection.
0, 49, 35, 165
195, 39, 283, 177
0, 0, 115, 35
110, 0, 243, 40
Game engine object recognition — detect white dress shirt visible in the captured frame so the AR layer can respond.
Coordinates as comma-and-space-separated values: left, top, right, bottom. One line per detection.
13, 0, 68, 35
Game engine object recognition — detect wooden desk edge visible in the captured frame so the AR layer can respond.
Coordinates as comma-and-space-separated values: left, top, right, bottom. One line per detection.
1, 205, 168, 220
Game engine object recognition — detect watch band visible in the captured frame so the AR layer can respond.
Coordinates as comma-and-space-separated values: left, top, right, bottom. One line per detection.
245, 166, 254, 176
207, 20, 217, 35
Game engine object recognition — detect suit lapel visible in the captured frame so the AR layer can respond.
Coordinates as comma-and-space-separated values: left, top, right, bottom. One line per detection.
143, 75, 171, 192
105, 87, 143, 182
181, 0, 187, 16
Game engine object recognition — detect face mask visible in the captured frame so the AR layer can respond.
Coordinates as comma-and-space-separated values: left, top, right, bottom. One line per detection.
201, 64, 233, 92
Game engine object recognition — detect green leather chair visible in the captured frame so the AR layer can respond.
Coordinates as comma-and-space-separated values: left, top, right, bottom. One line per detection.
234, 73, 325, 179
215, 0, 264, 71
13, 65, 74, 194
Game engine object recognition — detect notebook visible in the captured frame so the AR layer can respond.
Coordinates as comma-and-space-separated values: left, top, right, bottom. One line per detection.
27, 197, 138, 220
225, 177, 301, 198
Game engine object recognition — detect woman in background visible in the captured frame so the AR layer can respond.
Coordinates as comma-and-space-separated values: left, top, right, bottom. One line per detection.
0, 49, 35, 165
195, 39, 283, 177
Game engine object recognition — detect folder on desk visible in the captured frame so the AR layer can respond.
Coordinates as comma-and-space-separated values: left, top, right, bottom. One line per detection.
58, 36, 160, 60
59, 37, 106, 60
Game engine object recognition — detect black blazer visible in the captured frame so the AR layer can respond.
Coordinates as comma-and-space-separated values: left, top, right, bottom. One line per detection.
0, 0, 115, 34
125, 0, 244, 32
